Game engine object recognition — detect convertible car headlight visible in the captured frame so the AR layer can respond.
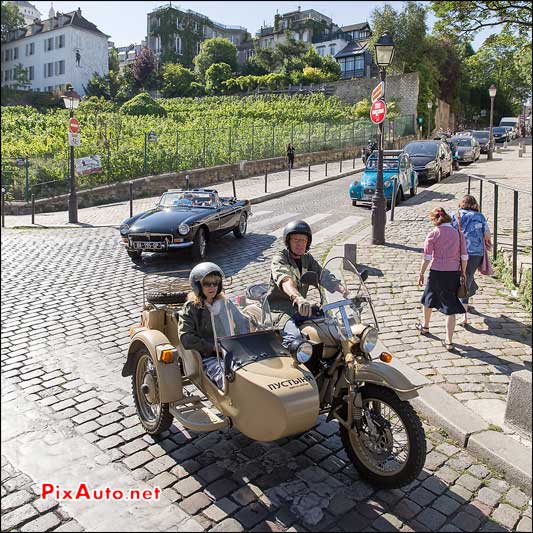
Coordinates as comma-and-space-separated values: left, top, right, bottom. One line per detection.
178, 223, 190, 236
360, 326, 379, 354
119, 224, 129, 235
290, 340, 313, 364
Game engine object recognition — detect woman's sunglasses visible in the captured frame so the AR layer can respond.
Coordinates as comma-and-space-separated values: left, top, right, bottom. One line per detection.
201, 281, 219, 288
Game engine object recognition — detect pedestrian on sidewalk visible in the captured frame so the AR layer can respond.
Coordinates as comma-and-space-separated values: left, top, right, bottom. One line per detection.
416, 206, 469, 351
287, 143, 295, 169
451, 195, 492, 326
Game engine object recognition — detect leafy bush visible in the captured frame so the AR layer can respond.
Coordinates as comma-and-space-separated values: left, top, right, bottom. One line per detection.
160, 64, 197, 98
120, 92, 167, 117
205, 63, 233, 95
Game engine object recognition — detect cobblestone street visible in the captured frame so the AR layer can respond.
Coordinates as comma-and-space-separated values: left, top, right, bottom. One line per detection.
1, 142, 532, 531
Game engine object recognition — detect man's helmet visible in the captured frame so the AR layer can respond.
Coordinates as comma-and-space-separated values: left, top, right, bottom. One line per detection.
283, 220, 312, 252
189, 262, 224, 296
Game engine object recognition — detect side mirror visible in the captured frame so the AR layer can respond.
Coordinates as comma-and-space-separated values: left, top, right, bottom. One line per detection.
359, 269, 369, 282
300, 271, 319, 287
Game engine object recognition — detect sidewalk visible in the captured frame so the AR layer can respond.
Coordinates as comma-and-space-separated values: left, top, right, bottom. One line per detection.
333, 142, 532, 491
2, 156, 363, 229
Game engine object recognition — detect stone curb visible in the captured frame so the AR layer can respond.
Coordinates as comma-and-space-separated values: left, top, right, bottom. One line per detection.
3, 167, 364, 230
324, 180, 533, 495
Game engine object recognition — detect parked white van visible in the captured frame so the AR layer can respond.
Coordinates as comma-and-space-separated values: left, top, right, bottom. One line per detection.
499, 117, 519, 138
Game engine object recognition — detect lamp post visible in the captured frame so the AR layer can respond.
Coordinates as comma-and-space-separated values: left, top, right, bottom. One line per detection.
427, 101, 433, 139
61, 85, 81, 224
488, 84, 497, 160
370, 32, 395, 245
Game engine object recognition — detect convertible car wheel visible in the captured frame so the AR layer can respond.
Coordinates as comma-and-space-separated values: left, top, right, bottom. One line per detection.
233, 212, 248, 238
192, 227, 207, 262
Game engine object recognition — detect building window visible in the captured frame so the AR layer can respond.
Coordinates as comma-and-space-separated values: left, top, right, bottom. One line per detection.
196, 41, 201, 55
155, 35, 161, 53
175, 36, 182, 55
14, 47, 19, 59
45, 37, 54, 51
354, 55, 364, 70
44, 62, 54, 78
329, 44, 336, 55
28, 66, 34, 80
25, 43, 35, 56
55, 60, 65, 75
317, 46, 325, 56
56, 34, 65, 48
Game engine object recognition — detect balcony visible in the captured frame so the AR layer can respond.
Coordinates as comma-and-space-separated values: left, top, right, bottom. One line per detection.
340, 68, 366, 79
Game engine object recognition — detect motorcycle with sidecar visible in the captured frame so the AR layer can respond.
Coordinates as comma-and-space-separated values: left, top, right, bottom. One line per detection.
122, 257, 426, 488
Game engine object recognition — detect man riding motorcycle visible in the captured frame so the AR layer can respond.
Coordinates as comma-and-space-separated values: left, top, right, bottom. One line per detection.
267, 220, 346, 348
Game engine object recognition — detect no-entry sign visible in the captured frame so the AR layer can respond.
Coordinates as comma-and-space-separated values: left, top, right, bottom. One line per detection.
69, 118, 80, 133
370, 100, 387, 124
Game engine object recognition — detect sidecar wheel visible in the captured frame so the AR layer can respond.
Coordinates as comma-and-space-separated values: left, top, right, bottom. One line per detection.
132, 348, 173, 435
339, 384, 426, 489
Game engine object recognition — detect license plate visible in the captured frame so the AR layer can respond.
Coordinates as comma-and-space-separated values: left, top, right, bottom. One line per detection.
132, 241, 166, 250
363, 195, 373, 201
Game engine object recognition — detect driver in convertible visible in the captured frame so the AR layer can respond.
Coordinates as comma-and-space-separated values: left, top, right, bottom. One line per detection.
267, 220, 346, 348
178, 262, 228, 389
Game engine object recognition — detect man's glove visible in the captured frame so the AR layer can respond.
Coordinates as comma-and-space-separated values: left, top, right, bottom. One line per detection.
293, 295, 312, 317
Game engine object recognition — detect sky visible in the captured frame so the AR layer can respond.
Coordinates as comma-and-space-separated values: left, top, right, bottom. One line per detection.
32, 0, 496, 50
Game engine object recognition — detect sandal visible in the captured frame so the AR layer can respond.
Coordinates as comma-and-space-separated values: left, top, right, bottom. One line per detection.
414, 322, 430, 335
441, 340, 454, 351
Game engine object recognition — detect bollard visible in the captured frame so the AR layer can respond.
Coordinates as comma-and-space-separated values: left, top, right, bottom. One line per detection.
325, 159, 328, 176
1, 187, 5, 228
390, 178, 398, 221
467, 175, 471, 195
288, 165, 291, 187
231, 174, 237, 198
340, 157, 343, 173
523, 143, 526, 153
308, 161, 311, 181
519, 149, 523, 157
129, 181, 133, 217
31, 194, 35, 224
344, 243, 357, 265
185, 174, 190, 190
264, 168, 268, 193
353, 152, 356, 168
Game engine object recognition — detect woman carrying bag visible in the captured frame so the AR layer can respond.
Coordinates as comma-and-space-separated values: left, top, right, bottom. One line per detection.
451, 195, 492, 326
416, 207, 469, 351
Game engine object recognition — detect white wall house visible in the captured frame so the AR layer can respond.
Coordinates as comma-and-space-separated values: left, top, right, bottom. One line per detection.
1, 8, 109, 96
8, 0, 42, 26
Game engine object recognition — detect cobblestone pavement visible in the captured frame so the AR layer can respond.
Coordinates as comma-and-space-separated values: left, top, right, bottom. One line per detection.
3, 157, 362, 228
2, 144, 532, 531
348, 147, 531, 440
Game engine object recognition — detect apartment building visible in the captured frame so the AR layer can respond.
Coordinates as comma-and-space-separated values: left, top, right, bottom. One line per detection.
1, 8, 110, 96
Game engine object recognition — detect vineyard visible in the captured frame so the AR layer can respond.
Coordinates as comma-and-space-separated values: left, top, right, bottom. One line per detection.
1, 94, 414, 200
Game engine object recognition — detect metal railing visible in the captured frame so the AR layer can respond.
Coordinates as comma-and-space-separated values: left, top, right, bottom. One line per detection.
467, 173, 532, 285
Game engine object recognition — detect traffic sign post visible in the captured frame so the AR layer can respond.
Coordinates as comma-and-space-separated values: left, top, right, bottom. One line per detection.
370, 100, 387, 125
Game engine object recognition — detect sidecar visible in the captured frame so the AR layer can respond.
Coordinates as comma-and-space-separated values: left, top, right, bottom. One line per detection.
121, 271, 320, 441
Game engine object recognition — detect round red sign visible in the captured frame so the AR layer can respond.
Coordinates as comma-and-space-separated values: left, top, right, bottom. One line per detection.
370, 100, 387, 125
69, 118, 80, 133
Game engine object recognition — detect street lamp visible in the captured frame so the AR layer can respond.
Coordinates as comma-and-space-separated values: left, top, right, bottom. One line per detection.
427, 101, 433, 139
488, 84, 497, 160
370, 32, 395, 245
61, 84, 81, 224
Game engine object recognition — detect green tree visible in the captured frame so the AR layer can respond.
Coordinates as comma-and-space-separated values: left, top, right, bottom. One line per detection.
131, 47, 158, 90
1, 0, 23, 43
84, 72, 110, 99
160, 63, 197, 97
205, 62, 233, 95
353, 98, 371, 118
431, 1, 532, 38
120, 92, 167, 117
254, 46, 278, 73
11, 63, 30, 90
193, 38, 237, 82
240, 56, 269, 76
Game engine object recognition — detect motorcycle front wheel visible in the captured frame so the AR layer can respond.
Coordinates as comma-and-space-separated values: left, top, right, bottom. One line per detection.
339, 384, 426, 489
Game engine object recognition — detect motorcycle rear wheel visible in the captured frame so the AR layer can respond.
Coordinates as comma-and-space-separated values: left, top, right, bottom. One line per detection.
339, 384, 426, 489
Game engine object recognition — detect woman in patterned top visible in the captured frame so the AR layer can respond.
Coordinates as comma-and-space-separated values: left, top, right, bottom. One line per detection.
416, 207, 468, 351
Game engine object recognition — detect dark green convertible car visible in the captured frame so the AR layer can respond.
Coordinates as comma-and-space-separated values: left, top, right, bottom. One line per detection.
119, 189, 251, 262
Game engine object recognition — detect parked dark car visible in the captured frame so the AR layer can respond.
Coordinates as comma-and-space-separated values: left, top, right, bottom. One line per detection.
471, 130, 494, 154
119, 189, 251, 262
403, 140, 453, 183
492, 127, 509, 143
450, 136, 481, 164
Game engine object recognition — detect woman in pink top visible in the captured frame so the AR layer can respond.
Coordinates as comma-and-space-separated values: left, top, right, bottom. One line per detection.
416, 207, 468, 351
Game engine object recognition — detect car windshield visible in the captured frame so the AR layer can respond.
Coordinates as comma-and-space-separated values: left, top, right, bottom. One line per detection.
472, 131, 489, 141
451, 137, 472, 147
404, 142, 438, 157
366, 157, 399, 170
159, 191, 217, 208
493, 127, 506, 134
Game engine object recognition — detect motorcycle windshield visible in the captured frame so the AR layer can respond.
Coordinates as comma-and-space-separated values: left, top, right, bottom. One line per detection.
319, 257, 379, 340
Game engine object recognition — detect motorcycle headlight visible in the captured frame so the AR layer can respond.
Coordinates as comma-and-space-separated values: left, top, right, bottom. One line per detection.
360, 326, 378, 354
178, 223, 190, 236
289, 340, 313, 364
119, 224, 129, 235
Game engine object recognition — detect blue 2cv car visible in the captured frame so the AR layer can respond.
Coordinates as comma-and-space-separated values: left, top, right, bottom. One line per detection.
349, 150, 418, 206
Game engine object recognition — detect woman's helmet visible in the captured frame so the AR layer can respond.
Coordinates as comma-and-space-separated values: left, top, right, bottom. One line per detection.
189, 262, 224, 296
282, 220, 312, 252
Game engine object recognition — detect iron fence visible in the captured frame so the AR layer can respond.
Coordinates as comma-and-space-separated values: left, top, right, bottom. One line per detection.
1, 115, 415, 202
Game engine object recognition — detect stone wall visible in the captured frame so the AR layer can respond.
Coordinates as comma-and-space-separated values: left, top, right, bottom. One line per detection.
329, 72, 420, 119
4, 137, 416, 215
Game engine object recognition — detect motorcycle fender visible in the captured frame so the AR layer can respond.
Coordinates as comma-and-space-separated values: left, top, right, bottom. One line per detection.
123, 330, 182, 404
355, 361, 421, 401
